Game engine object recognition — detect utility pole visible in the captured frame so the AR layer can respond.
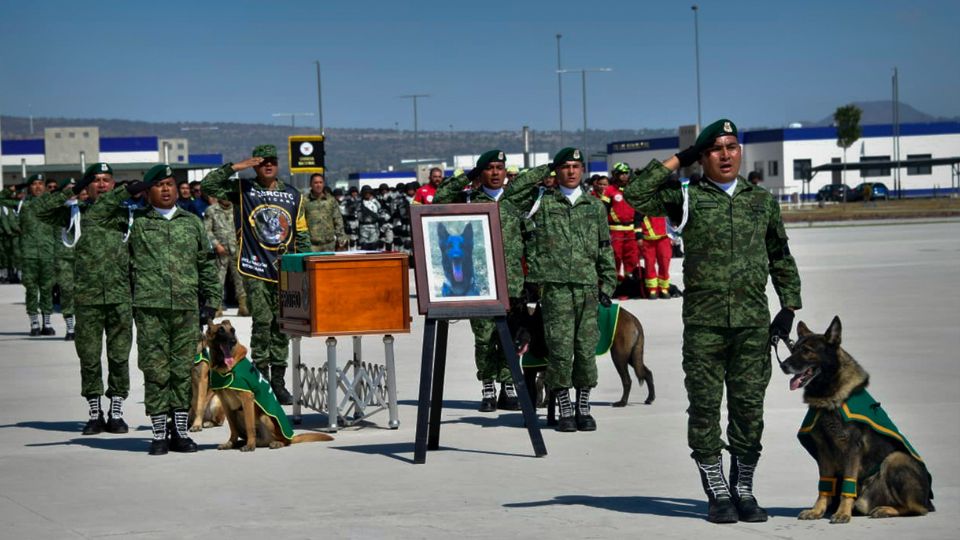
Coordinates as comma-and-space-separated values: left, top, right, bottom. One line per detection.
314, 61, 324, 134
892, 67, 901, 199
558, 68, 612, 163
692, 5, 702, 130
400, 94, 429, 172
556, 33, 564, 148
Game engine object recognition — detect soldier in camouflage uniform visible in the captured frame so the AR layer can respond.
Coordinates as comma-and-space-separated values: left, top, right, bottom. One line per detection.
52, 177, 77, 340
100, 164, 220, 455
201, 145, 310, 405
34, 163, 134, 435
18, 174, 58, 336
624, 119, 802, 524
356, 185, 387, 251
435, 150, 525, 412
304, 173, 345, 251
204, 197, 249, 316
503, 148, 617, 433
391, 182, 417, 255
341, 187, 360, 248
0, 185, 23, 283
376, 183, 396, 250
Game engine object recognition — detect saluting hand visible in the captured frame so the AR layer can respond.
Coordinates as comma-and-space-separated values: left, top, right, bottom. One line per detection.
214, 244, 227, 256
232, 157, 264, 172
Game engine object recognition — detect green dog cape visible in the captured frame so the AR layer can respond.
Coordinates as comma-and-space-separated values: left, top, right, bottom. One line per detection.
798, 388, 928, 497
520, 302, 621, 368
209, 357, 294, 441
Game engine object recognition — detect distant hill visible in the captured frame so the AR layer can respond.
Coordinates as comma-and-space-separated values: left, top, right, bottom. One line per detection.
0, 116, 672, 181
811, 100, 954, 127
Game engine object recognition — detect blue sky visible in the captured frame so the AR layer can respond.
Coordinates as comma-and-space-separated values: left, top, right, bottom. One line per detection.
1, 0, 957, 132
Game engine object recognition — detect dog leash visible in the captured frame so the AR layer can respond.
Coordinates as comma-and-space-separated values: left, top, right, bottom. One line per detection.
770, 335, 795, 366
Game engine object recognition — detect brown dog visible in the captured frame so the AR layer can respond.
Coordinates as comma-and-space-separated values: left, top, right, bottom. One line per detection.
206, 320, 333, 451
780, 316, 934, 523
189, 339, 225, 432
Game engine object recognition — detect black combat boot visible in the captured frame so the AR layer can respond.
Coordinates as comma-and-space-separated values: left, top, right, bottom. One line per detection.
730, 455, 768, 522
555, 388, 577, 432
695, 455, 739, 523
497, 382, 520, 411
271, 366, 294, 406
105, 396, 128, 434
168, 410, 198, 453
478, 380, 497, 412
82, 397, 106, 435
40, 313, 55, 336
149, 414, 169, 455
64, 315, 76, 341
575, 387, 597, 431
29, 315, 40, 337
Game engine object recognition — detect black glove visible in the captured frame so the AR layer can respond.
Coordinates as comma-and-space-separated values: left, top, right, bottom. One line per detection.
769, 308, 795, 344
598, 290, 612, 308
72, 177, 93, 195
466, 166, 482, 182
199, 305, 218, 327
675, 145, 701, 168
126, 181, 149, 196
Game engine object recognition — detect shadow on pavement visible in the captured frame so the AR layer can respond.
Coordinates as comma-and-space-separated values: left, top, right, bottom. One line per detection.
332, 441, 536, 464
25, 437, 219, 453
504, 495, 804, 519
398, 399, 481, 411
1, 420, 86, 433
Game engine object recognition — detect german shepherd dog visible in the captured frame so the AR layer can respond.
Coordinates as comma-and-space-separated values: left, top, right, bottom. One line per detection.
189, 338, 225, 432
510, 299, 654, 407
206, 321, 334, 451
438, 222, 477, 296
780, 316, 934, 522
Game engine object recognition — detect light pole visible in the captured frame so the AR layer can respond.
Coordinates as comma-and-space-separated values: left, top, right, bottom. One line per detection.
692, 5, 702, 129
272, 112, 314, 129
556, 33, 564, 148
399, 94, 429, 170
314, 61, 324, 134
558, 68, 612, 162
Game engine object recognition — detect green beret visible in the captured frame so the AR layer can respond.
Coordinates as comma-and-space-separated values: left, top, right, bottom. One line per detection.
552, 147, 583, 167
143, 164, 175, 186
27, 173, 45, 184
252, 144, 277, 158
57, 177, 76, 190
612, 162, 630, 174
476, 149, 506, 170
83, 162, 113, 183
695, 118, 738, 149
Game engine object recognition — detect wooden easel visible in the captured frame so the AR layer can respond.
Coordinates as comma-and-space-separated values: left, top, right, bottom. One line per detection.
413, 306, 547, 464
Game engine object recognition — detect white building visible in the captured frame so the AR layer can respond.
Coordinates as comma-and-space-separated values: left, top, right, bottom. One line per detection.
607, 122, 960, 199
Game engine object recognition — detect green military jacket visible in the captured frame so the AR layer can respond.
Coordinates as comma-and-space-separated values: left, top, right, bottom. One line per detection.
34, 190, 133, 306
204, 202, 238, 256
501, 165, 617, 296
624, 160, 802, 327
433, 174, 526, 298
17, 194, 57, 260
200, 164, 311, 254
303, 191, 345, 251
98, 188, 221, 310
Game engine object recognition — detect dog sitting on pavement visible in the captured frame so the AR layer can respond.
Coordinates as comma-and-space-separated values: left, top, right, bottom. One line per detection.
189, 340, 225, 432
780, 316, 934, 523
206, 320, 334, 451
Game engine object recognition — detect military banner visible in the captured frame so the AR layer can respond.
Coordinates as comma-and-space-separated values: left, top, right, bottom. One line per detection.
237, 178, 305, 282
288, 135, 325, 174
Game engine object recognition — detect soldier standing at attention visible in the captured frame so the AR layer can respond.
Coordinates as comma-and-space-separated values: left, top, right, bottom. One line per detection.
412, 167, 443, 204
624, 119, 801, 524
434, 150, 524, 412
18, 174, 58, 336
342, 186, 360, 248
34, 163, 134, 435
201, 145, 310, 405
52, 177, 77, 339
100, 164, 221, 454
204, 197, 250, 317
304, 173, 345, 252
356, 185, 386, 251
503, 148, 617, 432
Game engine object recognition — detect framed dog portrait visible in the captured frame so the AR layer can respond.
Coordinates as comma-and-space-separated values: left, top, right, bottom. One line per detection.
410, 203, 509, 316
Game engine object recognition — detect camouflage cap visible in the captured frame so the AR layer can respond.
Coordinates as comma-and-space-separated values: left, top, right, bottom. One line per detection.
612, 162, 630, 174
83, 162, 113, 183
143, 164, 175, 186
27, 173, 45, 184
476, 149, 506, 170
252, 144, 278, 158
695, 118, 738, 149
552, 147, 583, 167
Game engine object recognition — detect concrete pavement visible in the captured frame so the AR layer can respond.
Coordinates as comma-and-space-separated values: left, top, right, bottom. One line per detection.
0, 220, 957, 539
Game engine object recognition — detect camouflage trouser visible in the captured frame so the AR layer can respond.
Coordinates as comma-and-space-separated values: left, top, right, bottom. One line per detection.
243, 277, 287, 369
346, 220, 359, 247
76, 302, 132, 399
541, 282, 599, 390
133, 307, 199, 415
56, 257, 75, 316
682, 325, 771, 462
216, 254, 246, 308
21, 257, 54, 315
310, 241, 336, 252
358, 224, 380, 250
469, 318, 512, 383
7, 237, 21, 273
